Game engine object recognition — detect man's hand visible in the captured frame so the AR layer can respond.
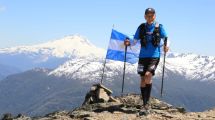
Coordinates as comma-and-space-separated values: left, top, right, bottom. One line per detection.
163, 46, 169, 53
124, 39, 130, 46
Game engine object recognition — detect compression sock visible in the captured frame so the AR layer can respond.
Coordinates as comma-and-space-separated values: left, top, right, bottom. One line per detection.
145, 84, 152, 104
140, 87, 147, 106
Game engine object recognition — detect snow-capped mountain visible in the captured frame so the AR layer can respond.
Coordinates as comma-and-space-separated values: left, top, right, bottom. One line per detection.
164, 53, 215, 81
1, 34, 214, 82
0, 35, 105, 58
49, 52, 215, 82
0, 35, 105, 73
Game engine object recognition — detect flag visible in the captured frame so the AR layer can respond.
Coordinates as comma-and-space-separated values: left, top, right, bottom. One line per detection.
106, 29, 140, 64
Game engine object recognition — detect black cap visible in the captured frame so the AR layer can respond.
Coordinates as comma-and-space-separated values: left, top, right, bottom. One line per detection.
125, 37, 130, 40
145, 8, 155, 15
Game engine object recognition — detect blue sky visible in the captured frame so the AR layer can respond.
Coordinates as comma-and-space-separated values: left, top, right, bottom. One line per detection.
0, 0, 214, 56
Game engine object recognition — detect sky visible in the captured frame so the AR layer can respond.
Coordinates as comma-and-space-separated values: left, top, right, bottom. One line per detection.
0, 0, 215, 56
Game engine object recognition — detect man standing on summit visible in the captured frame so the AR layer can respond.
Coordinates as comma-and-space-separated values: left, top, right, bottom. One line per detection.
124, 8, 169, 112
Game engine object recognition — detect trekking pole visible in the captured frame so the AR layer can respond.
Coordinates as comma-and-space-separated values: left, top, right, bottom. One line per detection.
121, 37, 129, 96
161, 37, 168, 98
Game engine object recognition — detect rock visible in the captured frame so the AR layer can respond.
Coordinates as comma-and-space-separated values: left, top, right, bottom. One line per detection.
82, 92, 93, 105
14, 114, 31, 120
113, 111, 122, 114
176, 107, 186, 113
167, 108, 179, 113
198, 114, 201, 118
150, 98, 161, 104
1, 113, 13, 120
161, 113, 174, 119
1, 113, 32, 120
83, 117, 97, 120
98, 84, 113, 95
109, 96, 120, 103
90, 86, 97, 91
198, 114, 207, 118
97, 88, 110, 102
45, 111, 68, 117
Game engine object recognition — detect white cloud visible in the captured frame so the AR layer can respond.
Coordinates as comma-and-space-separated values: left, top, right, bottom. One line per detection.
0, 5, 6, 12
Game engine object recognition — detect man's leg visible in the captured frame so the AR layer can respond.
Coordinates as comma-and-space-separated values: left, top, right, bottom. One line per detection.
140, 75, 147, 106
140, 75, 146, 87
144, 58, 160, 105
140, 71, 152, 111
144, 71, 153, 106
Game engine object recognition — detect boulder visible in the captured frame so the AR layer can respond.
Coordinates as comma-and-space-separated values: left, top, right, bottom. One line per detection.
97, 88, 110, 102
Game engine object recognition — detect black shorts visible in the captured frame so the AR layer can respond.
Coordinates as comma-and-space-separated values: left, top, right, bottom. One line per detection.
137, 58, 160, 76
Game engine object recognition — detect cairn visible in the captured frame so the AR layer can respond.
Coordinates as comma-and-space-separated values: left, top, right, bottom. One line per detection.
82, 84, 119, 105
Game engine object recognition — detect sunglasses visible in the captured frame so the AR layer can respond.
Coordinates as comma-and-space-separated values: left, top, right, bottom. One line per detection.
145, 15, 154, 18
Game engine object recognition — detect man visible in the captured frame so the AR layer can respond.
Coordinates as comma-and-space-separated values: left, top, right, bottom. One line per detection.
124, 8, 169, 113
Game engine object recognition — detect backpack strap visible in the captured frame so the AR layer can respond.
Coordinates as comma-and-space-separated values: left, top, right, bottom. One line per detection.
155, 22, 159, 28
152, 22, 161, 47
153, 22, 160, 35
138, 23, 147, 48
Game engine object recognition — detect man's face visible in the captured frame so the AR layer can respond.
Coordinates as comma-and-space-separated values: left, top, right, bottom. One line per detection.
144, 13, 156, 24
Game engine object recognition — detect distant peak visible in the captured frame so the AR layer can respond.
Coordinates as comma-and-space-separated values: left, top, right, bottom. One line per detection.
37, 34, 94, 47
0, 34, 105, 58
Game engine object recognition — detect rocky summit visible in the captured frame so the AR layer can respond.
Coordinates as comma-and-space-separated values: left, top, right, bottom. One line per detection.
2, 84, 215, 120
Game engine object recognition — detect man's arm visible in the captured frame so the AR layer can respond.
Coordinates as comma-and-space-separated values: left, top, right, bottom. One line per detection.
160, 24, 170, 53
124, 27, 140, 46
129, 39, 138, 46
163, 37, 169, 53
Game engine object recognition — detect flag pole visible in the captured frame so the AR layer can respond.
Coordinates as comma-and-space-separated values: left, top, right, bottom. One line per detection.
100, 24, 115, 84
121, 37, 129, 95
161, 37, 168, 97
100, 59, 106, 84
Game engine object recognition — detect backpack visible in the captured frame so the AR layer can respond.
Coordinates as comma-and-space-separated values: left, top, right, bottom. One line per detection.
138, 22, 161, 48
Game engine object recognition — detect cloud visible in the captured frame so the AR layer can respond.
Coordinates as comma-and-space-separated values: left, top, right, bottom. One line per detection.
0, 5, 6, 12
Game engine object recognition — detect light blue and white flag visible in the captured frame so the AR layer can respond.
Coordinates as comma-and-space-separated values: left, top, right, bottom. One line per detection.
106, 29, 140, 64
